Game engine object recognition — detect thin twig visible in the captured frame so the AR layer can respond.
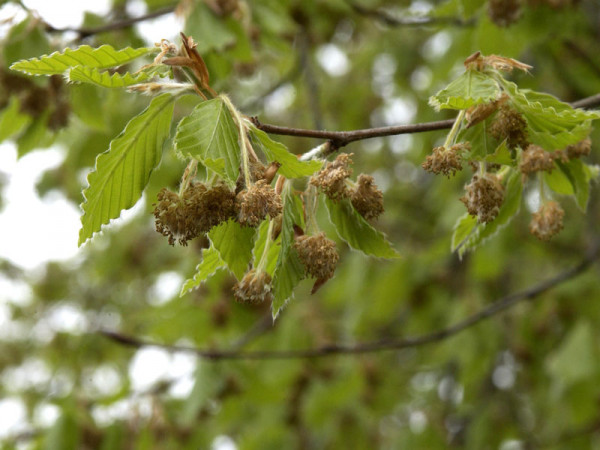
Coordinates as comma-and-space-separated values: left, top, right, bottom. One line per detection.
250, 93, 600, 149
351, 3, 475, 27
44, 5, 177, 38
100, 241, 600, 361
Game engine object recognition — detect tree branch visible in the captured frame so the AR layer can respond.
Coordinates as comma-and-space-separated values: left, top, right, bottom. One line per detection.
251, 93, 600, 149
350, 4, 475, 27
44, 5, 176, 38
100, 241, 600, 361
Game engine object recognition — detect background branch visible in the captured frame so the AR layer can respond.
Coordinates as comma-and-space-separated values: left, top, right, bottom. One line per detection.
100, 240, 600, 361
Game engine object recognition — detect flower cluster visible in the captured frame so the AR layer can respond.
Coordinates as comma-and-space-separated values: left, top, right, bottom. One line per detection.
310, 153, 354, 200
422, 143, 469, 177
519, 144, 555, 175
236, 180, 283, 227
488, 0, 522, 27
529, 201, 564, 241
233, 269, 273, 304
460, 173, 505, 223
350, 174, 385, 220
489, 104, 529, 150
294, 233, 339, 281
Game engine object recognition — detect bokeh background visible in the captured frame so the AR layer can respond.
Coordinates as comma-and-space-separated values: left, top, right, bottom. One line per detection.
1, 0, 600, 448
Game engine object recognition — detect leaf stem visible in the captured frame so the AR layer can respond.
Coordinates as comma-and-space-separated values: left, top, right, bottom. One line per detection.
179, 159, 198, 196
256, 219, 275, 273
443, 109, 466, 148
222, 95, 252, 190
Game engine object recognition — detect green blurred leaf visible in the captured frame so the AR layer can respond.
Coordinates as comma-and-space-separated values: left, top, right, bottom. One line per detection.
451, 213, 478, 254
79, 94, 175, 246
183, 3, 236, 54
248, 125, 323, 178
69, 84, 106, 130
547, 321, 599, 387
16, 111, 54, 157
252, 219, 280, 277
208, 219, 255, 280
326, 198, 400, 258
272, 182, 305, 319
429, 70, 501, 111
485, 141, 513, 165
458, 170, 522, 257
10, 45, 156, 76
180, 245, 227, 296
0, 97, 31, 143
174, 98, 241, 186
44, 412, 79, 450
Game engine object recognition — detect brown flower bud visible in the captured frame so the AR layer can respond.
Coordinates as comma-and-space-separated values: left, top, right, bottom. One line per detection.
236, 180, 283, 227
488, 0, 522, 27
294, 233, 339, 281
460, 173, 505, 223
153, 186, 201, 246
422, 143, 469, 177
529, 201, 564, 240
519, 144, 555, 174
233, 269, 273, 304
310, 153, 353, 200
489, 104, 529, 150
566, 138, 592, 159
350, 174, 384, 220
194, 183, 237, 233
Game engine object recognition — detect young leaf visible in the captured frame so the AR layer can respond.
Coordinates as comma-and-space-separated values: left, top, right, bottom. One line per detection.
429, 70, 501, 111
174, 98, 241, 186
0, 97, 31, 143
248, 125, 323, 178
451, 213, 478, 253
79, 94, 175, 246
252, 219, 280, 276
458, 170, 523, 257
325, 198, 400, 258
208, 219, 255, 280
10, 45, 156, 76
555, 159, 591, 211
272, 182, 306, 320
68, 66, 150, 88
504, 82, 600, 149
180, 245, 226, 296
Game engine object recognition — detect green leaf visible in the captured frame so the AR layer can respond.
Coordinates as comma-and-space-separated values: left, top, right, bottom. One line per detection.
10, 45, 156, 76
79, 94, 175, 246
16, 111, 54, 157
458, 170, 523, 257
451, 213, 478, 254
183, 2, 236, 54
429, 70, 501, 111
544, 168, 574, 196
325, 198, 400, 258
248, 125, 323, 178
272, 182, 306, 319
458, 117, 494, 160
485, 141, 513, 165
180, 246, 227, 296
174, 98, 241, 186
555, 159, 591, 211
0, 97, 31, 143
208, 219, 255, 280
253, 220, 280, 277
504, 82, 600, 149
68, 66, 150, 88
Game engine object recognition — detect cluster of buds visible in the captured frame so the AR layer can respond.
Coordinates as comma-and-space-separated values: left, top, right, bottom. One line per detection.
236, 179, 283, 227
529, 201, 564, 240
422, 143, 470, 177
153, 182, 236, 246
311, 153, 385, 220
460, 172, 505, 223
489, 104, 529, 150
233, 269, 273, 304
519, 144, 555, 175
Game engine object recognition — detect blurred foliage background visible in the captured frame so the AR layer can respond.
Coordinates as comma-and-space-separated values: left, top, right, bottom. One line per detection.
1, 0, 600, 448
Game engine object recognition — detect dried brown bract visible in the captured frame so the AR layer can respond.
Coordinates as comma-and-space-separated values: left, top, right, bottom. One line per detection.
350, 174, 384, 220
520, 144, 555, 174
488, 0, 522, 27
422, 143, 469, 177
294, 233, 339, 281
233, 269, 273, 304
489, 104, 529, 149
310, 153, 353, 200
236, 180, 283, 227
529, 201, 564, 240
460, 173, 505, 223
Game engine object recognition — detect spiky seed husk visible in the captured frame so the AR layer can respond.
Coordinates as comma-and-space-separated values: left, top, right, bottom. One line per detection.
350, 174, 384, 220
294, 233, 339, 280
233, 269, 273, 304
460, 173, 505, 223
310, 153, 353, 200
489, 104, 529, 150
529, 201, 564, 240
422, 143, 469, 177
236, 180, 283, 227
520, 144, 555, 174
